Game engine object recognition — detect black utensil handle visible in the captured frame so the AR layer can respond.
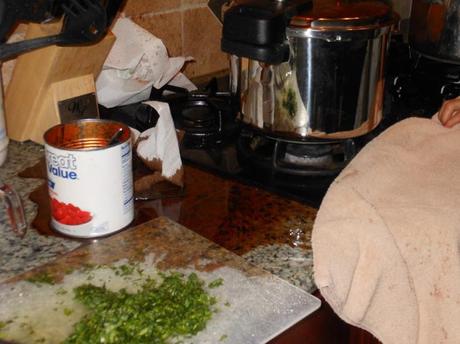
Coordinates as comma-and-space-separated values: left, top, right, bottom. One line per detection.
0, 35, 61, 61
0, 1, 17, 44
105, 0, 125, 27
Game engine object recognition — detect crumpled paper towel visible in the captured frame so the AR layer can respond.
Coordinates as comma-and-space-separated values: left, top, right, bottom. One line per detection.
96, 17, 192, 108
133, 101, 184, 189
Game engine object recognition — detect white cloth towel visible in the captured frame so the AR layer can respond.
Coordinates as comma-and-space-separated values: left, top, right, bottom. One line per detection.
313, 117, 460, 344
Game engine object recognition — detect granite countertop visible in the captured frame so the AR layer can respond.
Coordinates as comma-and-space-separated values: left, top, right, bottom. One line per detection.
2, 216, 321, 344
0, 141, 81, 280
0, 140, 319, 293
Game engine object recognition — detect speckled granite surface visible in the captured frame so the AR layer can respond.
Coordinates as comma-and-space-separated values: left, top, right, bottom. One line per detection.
0, 141, 317, 293
3, 216, 320, 344
242, 244, 314, 294
0, 141, 81, 282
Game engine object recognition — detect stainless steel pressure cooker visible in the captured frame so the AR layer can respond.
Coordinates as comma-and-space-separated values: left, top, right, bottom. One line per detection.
409, 0, 460, 64
222, 0, 398, 139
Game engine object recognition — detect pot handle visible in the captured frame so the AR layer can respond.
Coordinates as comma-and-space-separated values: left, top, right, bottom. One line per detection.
1, 182, 27, 238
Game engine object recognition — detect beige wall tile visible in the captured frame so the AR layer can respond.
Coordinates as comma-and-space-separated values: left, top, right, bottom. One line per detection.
182, 7, 227, 78
123, 1, 226, 78
131, 12, 182, 57
122, 0, 181, 17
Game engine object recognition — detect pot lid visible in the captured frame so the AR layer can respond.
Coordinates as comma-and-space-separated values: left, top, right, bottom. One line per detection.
290, 0, 393, 29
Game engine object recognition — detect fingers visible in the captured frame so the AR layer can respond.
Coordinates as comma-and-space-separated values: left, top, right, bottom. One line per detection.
444, 111, 460, 128
438, 98, 460, 127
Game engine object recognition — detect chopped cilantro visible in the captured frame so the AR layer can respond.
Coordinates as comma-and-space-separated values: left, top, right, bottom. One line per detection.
63, 272, 221, 343
208, 278, 224, 289
0, 319, 12, 330
26, 272, 55, 285
56, 287, 68, 295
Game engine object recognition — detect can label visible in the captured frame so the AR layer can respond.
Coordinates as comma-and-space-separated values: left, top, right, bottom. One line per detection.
45, 140, 134, 238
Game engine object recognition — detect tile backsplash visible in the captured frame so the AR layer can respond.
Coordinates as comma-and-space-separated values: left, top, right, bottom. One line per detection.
120, 0, 413, 80
3, 0, 413, 85
123, 0, 228, 79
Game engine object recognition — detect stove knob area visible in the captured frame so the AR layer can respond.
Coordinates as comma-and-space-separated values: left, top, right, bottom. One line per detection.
440, 83, 460, 100
391, 74, 417, 100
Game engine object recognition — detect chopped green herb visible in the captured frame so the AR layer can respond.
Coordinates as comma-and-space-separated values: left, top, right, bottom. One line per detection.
111, 264, 137, 277
26, 272, 55, 285
208, 278, 223, 289
81, 263, 96, 271
219, 334, 228, 341
64, 267, 75, 275
0, 319, 12, 330
56, 287, 68, 295
282, 88, 297, 119
63, 272, 220, 344
63, 308, 74, 316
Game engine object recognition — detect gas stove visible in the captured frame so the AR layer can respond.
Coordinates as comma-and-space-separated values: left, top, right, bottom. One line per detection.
100, 35, 460, 208
100, 82, 365, 207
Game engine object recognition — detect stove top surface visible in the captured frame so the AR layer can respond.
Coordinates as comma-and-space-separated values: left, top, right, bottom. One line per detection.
100, 37, 460, 208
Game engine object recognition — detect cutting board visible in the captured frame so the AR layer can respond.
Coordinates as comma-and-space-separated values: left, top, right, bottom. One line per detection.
0, 217, 320, 344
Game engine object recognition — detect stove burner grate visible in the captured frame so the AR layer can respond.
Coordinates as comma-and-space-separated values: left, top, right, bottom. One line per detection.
237, 126, 357, 178
162, 90, 239, 149
182, 106, 217, 129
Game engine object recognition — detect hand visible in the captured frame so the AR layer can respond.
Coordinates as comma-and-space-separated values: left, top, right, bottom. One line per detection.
438, 98, 460, 128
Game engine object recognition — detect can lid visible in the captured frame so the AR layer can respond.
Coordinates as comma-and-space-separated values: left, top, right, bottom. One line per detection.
289, 0, 393, 30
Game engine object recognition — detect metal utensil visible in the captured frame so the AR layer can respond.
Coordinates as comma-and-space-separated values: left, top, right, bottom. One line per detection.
107, 127, 123, 146
0, 181, 27, 238
0, 0, 107, 61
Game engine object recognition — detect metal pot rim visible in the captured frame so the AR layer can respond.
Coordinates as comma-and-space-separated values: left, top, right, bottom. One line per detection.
286, 24, 392, 41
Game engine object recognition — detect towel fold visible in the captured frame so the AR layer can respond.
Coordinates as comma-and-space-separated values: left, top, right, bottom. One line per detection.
313, 117, 460, 344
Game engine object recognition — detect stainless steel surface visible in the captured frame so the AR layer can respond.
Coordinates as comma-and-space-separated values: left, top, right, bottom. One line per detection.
226, 0, 397, 139
229, 54, 241, 96
409, 0, 460, 64
237, 23, 393, 139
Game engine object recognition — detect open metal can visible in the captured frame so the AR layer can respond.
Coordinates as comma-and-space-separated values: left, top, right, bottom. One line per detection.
44, 119, 134, 238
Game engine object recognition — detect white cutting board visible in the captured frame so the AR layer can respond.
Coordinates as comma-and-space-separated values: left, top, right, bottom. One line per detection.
0, 217, 321, 343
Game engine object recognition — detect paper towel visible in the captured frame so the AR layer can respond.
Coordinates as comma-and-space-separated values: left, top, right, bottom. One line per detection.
96, 18, 193, 108
135, 101, 183, 188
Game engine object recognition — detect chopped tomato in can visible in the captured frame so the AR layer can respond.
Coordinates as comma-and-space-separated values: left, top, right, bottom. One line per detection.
44, 119, 134, 238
